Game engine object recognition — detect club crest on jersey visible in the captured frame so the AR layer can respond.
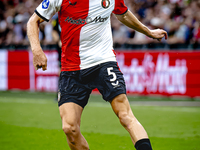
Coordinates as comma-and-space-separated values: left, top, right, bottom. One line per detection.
101, 0, 110, 9
42, 0, 50, 9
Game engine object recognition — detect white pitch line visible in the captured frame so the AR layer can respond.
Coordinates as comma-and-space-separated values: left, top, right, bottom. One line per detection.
87, 102, 111, 108
1, 98, 200, 108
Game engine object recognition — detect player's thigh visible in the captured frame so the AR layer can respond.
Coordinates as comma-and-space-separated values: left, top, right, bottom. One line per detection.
110, 94, 134, 118
59, 102, 83, 128
58, 71, 91, 108
96, 62, 126, 102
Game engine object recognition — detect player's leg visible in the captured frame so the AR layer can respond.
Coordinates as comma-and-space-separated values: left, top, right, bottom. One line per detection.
59, 102, 89, 150
58, 71, 91, 150
96, 61, 152, 149
110, 94, 152, 150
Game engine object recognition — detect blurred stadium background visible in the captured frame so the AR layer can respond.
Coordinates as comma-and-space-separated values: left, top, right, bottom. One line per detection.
0, 0, 200, 150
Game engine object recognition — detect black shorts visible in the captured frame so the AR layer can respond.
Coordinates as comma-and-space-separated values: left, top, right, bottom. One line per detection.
58, 61, 126, 108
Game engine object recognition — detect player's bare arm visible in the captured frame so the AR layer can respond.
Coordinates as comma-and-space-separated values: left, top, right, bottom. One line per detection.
115, 10, 168, 41
27, 13, 47, 71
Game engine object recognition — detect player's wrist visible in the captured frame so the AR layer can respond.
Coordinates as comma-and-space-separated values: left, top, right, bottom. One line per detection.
143, 26, 152, 38
31, 46, 43, 53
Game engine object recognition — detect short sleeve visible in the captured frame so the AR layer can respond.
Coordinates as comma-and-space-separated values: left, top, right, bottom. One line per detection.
35, 0, 62, 22
112, 0, 128, 15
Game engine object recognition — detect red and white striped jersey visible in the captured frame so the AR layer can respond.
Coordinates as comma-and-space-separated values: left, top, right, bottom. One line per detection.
35, 0, 128, 71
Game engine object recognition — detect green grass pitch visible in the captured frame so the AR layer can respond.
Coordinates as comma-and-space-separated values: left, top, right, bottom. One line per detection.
0, 91, 200, 150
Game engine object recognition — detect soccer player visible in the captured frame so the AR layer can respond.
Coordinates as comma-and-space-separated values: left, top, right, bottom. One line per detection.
27, 0, 167, 150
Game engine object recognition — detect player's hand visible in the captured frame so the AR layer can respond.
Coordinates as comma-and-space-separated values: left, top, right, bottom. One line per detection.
149, 29, 168, 41
32, 49, 47, 71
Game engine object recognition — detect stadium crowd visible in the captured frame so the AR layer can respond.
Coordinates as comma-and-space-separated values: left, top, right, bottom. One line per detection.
0, 0, 200, 49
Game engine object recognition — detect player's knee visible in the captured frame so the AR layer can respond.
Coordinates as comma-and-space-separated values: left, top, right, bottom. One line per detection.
118, 111, 135, 129
118, 111, 130, 127
62, 123, 79, 136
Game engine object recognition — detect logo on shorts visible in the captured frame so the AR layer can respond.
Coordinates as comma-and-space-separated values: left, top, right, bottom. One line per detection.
42, 0, 50, 9
58, 92, 61, 102
101, 0, 110, 9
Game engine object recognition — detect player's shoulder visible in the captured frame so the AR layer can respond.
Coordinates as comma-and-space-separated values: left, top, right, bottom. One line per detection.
35, 0, 64, 21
